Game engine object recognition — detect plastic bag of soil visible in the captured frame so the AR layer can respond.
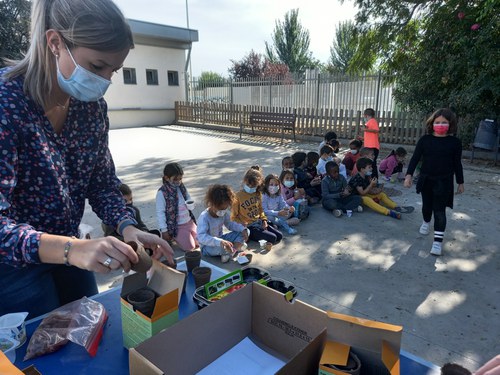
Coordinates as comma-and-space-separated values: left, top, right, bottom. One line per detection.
24, 297, 107, 360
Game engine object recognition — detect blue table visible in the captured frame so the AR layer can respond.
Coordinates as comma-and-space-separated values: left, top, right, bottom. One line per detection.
13, 261, 440, 374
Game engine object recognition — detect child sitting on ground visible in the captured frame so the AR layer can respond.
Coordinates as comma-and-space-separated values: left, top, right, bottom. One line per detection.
292, 151, 321, 204
305, 151, 320, 179
350, 147, 375, 176
342, 139, 363, 176
156, 162, 198, 251
232, 167, 283, 245
321, 162, 363, 217
318, 131, 338, 154
379, 147, 407, 182
317, 144, 348, 179
102, 183, 159, 240
262, 174, 298, 235
281, 155, 294, 171
348, 158, 414, 219
197, 184, 249, 263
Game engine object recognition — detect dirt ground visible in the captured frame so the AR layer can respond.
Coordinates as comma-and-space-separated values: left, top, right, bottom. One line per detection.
83, 125, 500, 372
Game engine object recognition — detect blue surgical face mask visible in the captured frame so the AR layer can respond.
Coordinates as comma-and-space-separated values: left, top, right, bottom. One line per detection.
268, 185, 279, 195
365, 170, 372, 176
283, 180, 294, 188
57, 46, 111, 102
243, 184, 257, 194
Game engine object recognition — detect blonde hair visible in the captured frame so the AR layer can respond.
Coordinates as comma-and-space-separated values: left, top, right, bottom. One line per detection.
2, 0, 133, 109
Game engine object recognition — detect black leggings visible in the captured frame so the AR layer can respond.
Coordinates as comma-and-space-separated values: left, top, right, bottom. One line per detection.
372, 148, 379, 178
420, 180, 448, 232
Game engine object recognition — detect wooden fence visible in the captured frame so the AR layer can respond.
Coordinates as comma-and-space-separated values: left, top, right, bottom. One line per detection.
175, 101, 426, 145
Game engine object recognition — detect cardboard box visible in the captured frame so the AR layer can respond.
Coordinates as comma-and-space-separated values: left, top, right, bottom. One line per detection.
121, 260, 185, 349
318, 311, 402, 375
129, 282, 327, 374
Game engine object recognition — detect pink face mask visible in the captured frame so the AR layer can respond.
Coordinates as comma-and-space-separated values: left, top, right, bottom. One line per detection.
433, 123, 449, 135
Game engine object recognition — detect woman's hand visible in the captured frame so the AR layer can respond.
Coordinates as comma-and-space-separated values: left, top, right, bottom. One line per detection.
67, 236, 138, 273
404, 175, 413, 188
161, 231, 173, 242
456, 183, 464, 194
124, 226, 175, 266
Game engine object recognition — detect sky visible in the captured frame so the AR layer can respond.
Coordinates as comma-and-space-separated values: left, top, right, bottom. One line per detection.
114, 0, 358, 78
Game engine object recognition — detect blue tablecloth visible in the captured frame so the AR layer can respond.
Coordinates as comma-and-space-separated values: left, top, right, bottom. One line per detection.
13, 261, 440, 374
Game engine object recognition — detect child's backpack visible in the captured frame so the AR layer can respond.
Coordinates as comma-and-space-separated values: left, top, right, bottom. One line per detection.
293, 199, 310, 220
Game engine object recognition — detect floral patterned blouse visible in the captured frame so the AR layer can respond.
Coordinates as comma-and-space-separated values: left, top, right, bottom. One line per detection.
0, 69, 132, 267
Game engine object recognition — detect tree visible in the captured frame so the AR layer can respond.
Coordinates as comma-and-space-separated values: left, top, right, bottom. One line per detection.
348, 0, 499, 144
195, 71, 226, 90
228, 50, 291, 81
0, 0, 31, 67
265, 9, 315, 74
328, 20, 370, 74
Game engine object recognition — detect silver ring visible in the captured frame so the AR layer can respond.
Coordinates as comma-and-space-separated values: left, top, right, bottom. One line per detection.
103, 257, 113, 268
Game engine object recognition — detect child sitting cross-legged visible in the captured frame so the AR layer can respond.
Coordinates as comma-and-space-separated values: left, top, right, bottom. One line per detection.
348, 157, 414, 219
321, 161, 363, 218
262, 174, 298, 235
197, 184, 249, 263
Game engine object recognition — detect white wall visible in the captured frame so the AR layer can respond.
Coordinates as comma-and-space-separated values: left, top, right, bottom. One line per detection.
105, 44, 187, 128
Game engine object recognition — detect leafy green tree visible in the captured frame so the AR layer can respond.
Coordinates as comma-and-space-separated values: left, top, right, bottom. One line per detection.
265, 9, 315, 74
348, 0, 499, 144
0, 0, 31, 67
195, 71, 226, 90
328, 20, 370, 74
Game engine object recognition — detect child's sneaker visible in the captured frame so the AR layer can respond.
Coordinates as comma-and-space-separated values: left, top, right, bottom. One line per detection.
419, 222, 430, 235
220, 253, 231, 263
357, 205, 363, 213
430, 242, 442, 256
383, 176, 391, 182
287, 217, 300, 226
287, 228, 298, 235
333, 209, 342, 217
395, 206, 415, 213
388, 210, 401, 219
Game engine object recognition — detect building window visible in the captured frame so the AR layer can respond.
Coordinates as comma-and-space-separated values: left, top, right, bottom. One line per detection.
167, 70, 179, 86
146, 69, 159, 85
123, 68, 136, 84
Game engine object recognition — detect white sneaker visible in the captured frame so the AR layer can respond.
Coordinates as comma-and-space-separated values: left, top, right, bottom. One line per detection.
221, 253, 231, 263
430, 242, 442, 256
333, 209, 342, 217
357, 205, 363, 213
419, 222, 430, 235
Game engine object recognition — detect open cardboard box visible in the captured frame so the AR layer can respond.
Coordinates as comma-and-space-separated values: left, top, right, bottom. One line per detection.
129, 282, 327, 374
121, 259, 185, 349
318, 311, 402, 375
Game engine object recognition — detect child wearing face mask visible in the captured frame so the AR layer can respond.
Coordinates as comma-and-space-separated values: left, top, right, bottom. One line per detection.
349, 157, 414, 219
281, 156, 294, 171
197, 184, 248, 263
342, 139, 363, 176
317, 145, 348, 179
156, 162, 198, 251
262, 174, 298, 235
379, 147, 408, 182
279, 170, 306, 206
404, 108, 464, 256
232, 167, 283, 245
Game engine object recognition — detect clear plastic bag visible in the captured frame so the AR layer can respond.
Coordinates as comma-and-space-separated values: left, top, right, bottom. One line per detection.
24, 297, 108, 360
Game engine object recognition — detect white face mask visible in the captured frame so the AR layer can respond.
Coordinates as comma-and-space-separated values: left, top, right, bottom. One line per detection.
283, 180, 294, 188
350, 149, 358, 155
216, 209, 227, 217
243, 184, 257, 194
365, 170, 372, 176
57, 45, 111, 102
268, 185, 279, 195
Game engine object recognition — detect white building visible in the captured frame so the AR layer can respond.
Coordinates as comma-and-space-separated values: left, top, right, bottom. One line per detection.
105, 19, 198, 129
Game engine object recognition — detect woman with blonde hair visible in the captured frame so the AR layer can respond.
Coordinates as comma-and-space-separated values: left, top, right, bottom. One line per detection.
0, 0, 174, 318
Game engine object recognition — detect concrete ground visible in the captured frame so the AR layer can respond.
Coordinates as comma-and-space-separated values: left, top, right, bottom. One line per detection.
84, 125, 500, 372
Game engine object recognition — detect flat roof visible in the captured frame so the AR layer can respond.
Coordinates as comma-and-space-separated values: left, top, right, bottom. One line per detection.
128, 19, 198, 49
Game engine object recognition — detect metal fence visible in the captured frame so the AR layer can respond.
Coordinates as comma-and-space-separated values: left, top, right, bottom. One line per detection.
188, 70, 397, 114
175, 101, 426, 145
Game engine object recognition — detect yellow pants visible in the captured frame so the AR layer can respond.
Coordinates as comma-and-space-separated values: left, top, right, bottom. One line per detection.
361, 192, 397, 215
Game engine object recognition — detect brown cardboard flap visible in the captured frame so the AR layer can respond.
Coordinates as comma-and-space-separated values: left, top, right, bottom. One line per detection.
148, 260, 184, 303
277, 329, 327, 375
252, 283, 327, 359
129, 348, 164, 375
320, 340, 350, 367
325, 311, 402, 353
151, 288, 178, 320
